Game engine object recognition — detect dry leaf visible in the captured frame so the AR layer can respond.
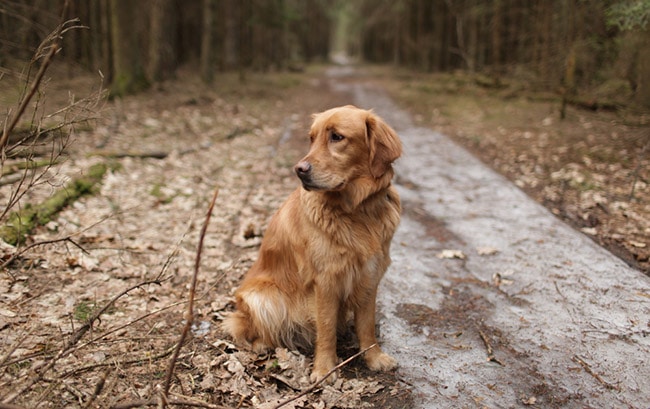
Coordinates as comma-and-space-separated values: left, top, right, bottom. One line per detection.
477, 246, 499, 256
581, 227, 597, 236
492, 272, 514, 287
437, 249, 466, 259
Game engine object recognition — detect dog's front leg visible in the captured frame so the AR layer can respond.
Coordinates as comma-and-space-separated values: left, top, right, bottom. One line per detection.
311, 285, 340, 383
354, 285, 398, 371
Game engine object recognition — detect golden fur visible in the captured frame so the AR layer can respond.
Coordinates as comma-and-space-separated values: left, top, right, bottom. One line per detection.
223, 105, 402, 381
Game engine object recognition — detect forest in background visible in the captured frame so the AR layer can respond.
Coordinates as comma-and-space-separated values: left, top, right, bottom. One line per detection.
1, 0, 649, 108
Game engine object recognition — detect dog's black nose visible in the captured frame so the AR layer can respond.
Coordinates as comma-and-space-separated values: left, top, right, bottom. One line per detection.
294, 161, 312, 177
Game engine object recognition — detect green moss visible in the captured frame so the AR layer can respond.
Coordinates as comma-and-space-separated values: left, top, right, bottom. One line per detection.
0, 163, 109, 246
109, 72, 150, 98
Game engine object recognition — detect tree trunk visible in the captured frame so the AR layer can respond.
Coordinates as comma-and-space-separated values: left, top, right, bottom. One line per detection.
635, 30, 650, 107
431, 1, 445, 71
200, 0, 217, 83
465, 1, 478, 72
491, 0, 501, 74
238, 0, 252, 82
85, 0, 109, 74
149, 0, 177, 82
109, 0, 149, 96
223, 0, 240, 70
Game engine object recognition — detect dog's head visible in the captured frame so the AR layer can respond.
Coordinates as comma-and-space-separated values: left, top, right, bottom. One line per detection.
294, 105, 402, 194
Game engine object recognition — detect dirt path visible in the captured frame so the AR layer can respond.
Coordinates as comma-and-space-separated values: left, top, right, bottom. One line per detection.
328, 67, 650, 408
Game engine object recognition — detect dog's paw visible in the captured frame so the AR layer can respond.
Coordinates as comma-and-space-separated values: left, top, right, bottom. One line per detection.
365, 350, 398, 371
310, 367, 338, 384
310, 358, 338, 384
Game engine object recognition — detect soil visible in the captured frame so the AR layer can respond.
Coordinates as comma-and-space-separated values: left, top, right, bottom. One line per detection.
0, 62, 647, 408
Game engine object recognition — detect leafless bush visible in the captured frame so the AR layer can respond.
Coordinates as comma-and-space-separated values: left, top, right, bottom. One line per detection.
0, 13, 105, 242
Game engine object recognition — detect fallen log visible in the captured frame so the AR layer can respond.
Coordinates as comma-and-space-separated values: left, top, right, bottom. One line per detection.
88, 151, 169, 159
0, 163, 108, 246
1, 159, 60, 178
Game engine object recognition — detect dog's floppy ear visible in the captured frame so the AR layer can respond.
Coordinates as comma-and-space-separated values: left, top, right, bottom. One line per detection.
366, 112, 402, 178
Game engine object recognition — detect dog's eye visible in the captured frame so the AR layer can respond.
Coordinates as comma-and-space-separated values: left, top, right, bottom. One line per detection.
330, 132, 344, 142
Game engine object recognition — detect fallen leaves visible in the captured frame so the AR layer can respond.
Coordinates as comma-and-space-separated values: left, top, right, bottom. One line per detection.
492, 270, 515, 287
192, 346, 394, 409
477, 246, 499, 256
436, 249, 466, 260
437, 247, 500, 259
0, 70, 409, 407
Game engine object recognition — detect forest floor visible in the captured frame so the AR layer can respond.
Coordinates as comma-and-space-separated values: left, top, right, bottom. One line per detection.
0, 62, 648, 408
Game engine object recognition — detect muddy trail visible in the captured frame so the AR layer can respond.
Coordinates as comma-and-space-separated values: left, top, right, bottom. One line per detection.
329, 66, 650, 408
1, 65, 649, 408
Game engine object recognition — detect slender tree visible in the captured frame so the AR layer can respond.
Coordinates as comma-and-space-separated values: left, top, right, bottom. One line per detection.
149, 0, 177, 82
108, 0, 149, 96
200, 0, 217, 83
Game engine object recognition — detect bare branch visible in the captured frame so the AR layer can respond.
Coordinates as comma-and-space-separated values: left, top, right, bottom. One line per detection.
162, 188, 219, 397
111, 396, 229, 409
0, 43, 59, 152
1, 277, 166, 404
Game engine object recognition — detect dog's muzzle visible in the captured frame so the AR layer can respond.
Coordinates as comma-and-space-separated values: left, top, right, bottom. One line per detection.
294, 161, 316, 190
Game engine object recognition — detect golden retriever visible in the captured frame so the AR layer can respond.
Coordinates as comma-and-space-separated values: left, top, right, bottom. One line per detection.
223, 105, 402, 382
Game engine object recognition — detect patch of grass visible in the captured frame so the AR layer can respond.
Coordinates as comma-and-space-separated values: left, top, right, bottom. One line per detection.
73, 299, 117, 322
73, 300, 97, 322
265, 359, 280, 371
7, 360, 32, 376
149, 181, 175, 204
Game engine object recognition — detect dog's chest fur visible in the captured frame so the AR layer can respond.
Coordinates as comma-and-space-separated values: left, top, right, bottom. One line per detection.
300, 186, 400, 285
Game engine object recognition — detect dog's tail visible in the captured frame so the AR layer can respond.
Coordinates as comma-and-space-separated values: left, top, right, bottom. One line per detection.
222, 287, 313, 352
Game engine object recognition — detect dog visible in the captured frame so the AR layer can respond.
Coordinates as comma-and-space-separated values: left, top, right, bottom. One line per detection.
223, 105, 402, 382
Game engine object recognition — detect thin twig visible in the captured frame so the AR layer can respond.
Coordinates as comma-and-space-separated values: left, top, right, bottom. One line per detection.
40, 221, 197, 357
62, 344, 177, 378
0, 402, 31, 409
572, 355, 619, 391
81, 369, 110, 409
0, 328, 34, 371
1, 209, 124, 279
1, 277, 165, 404
162, 188, 219, 397
478, 329, 504, 366
111, 396, 228, 409
2, 237, 85, 273
68, 278, 166, 347
272, 343, 378, 409
0, 43, 59, 152
628, 131, 649, 202
0, 2, 73, 151
75, 301, 185, 352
